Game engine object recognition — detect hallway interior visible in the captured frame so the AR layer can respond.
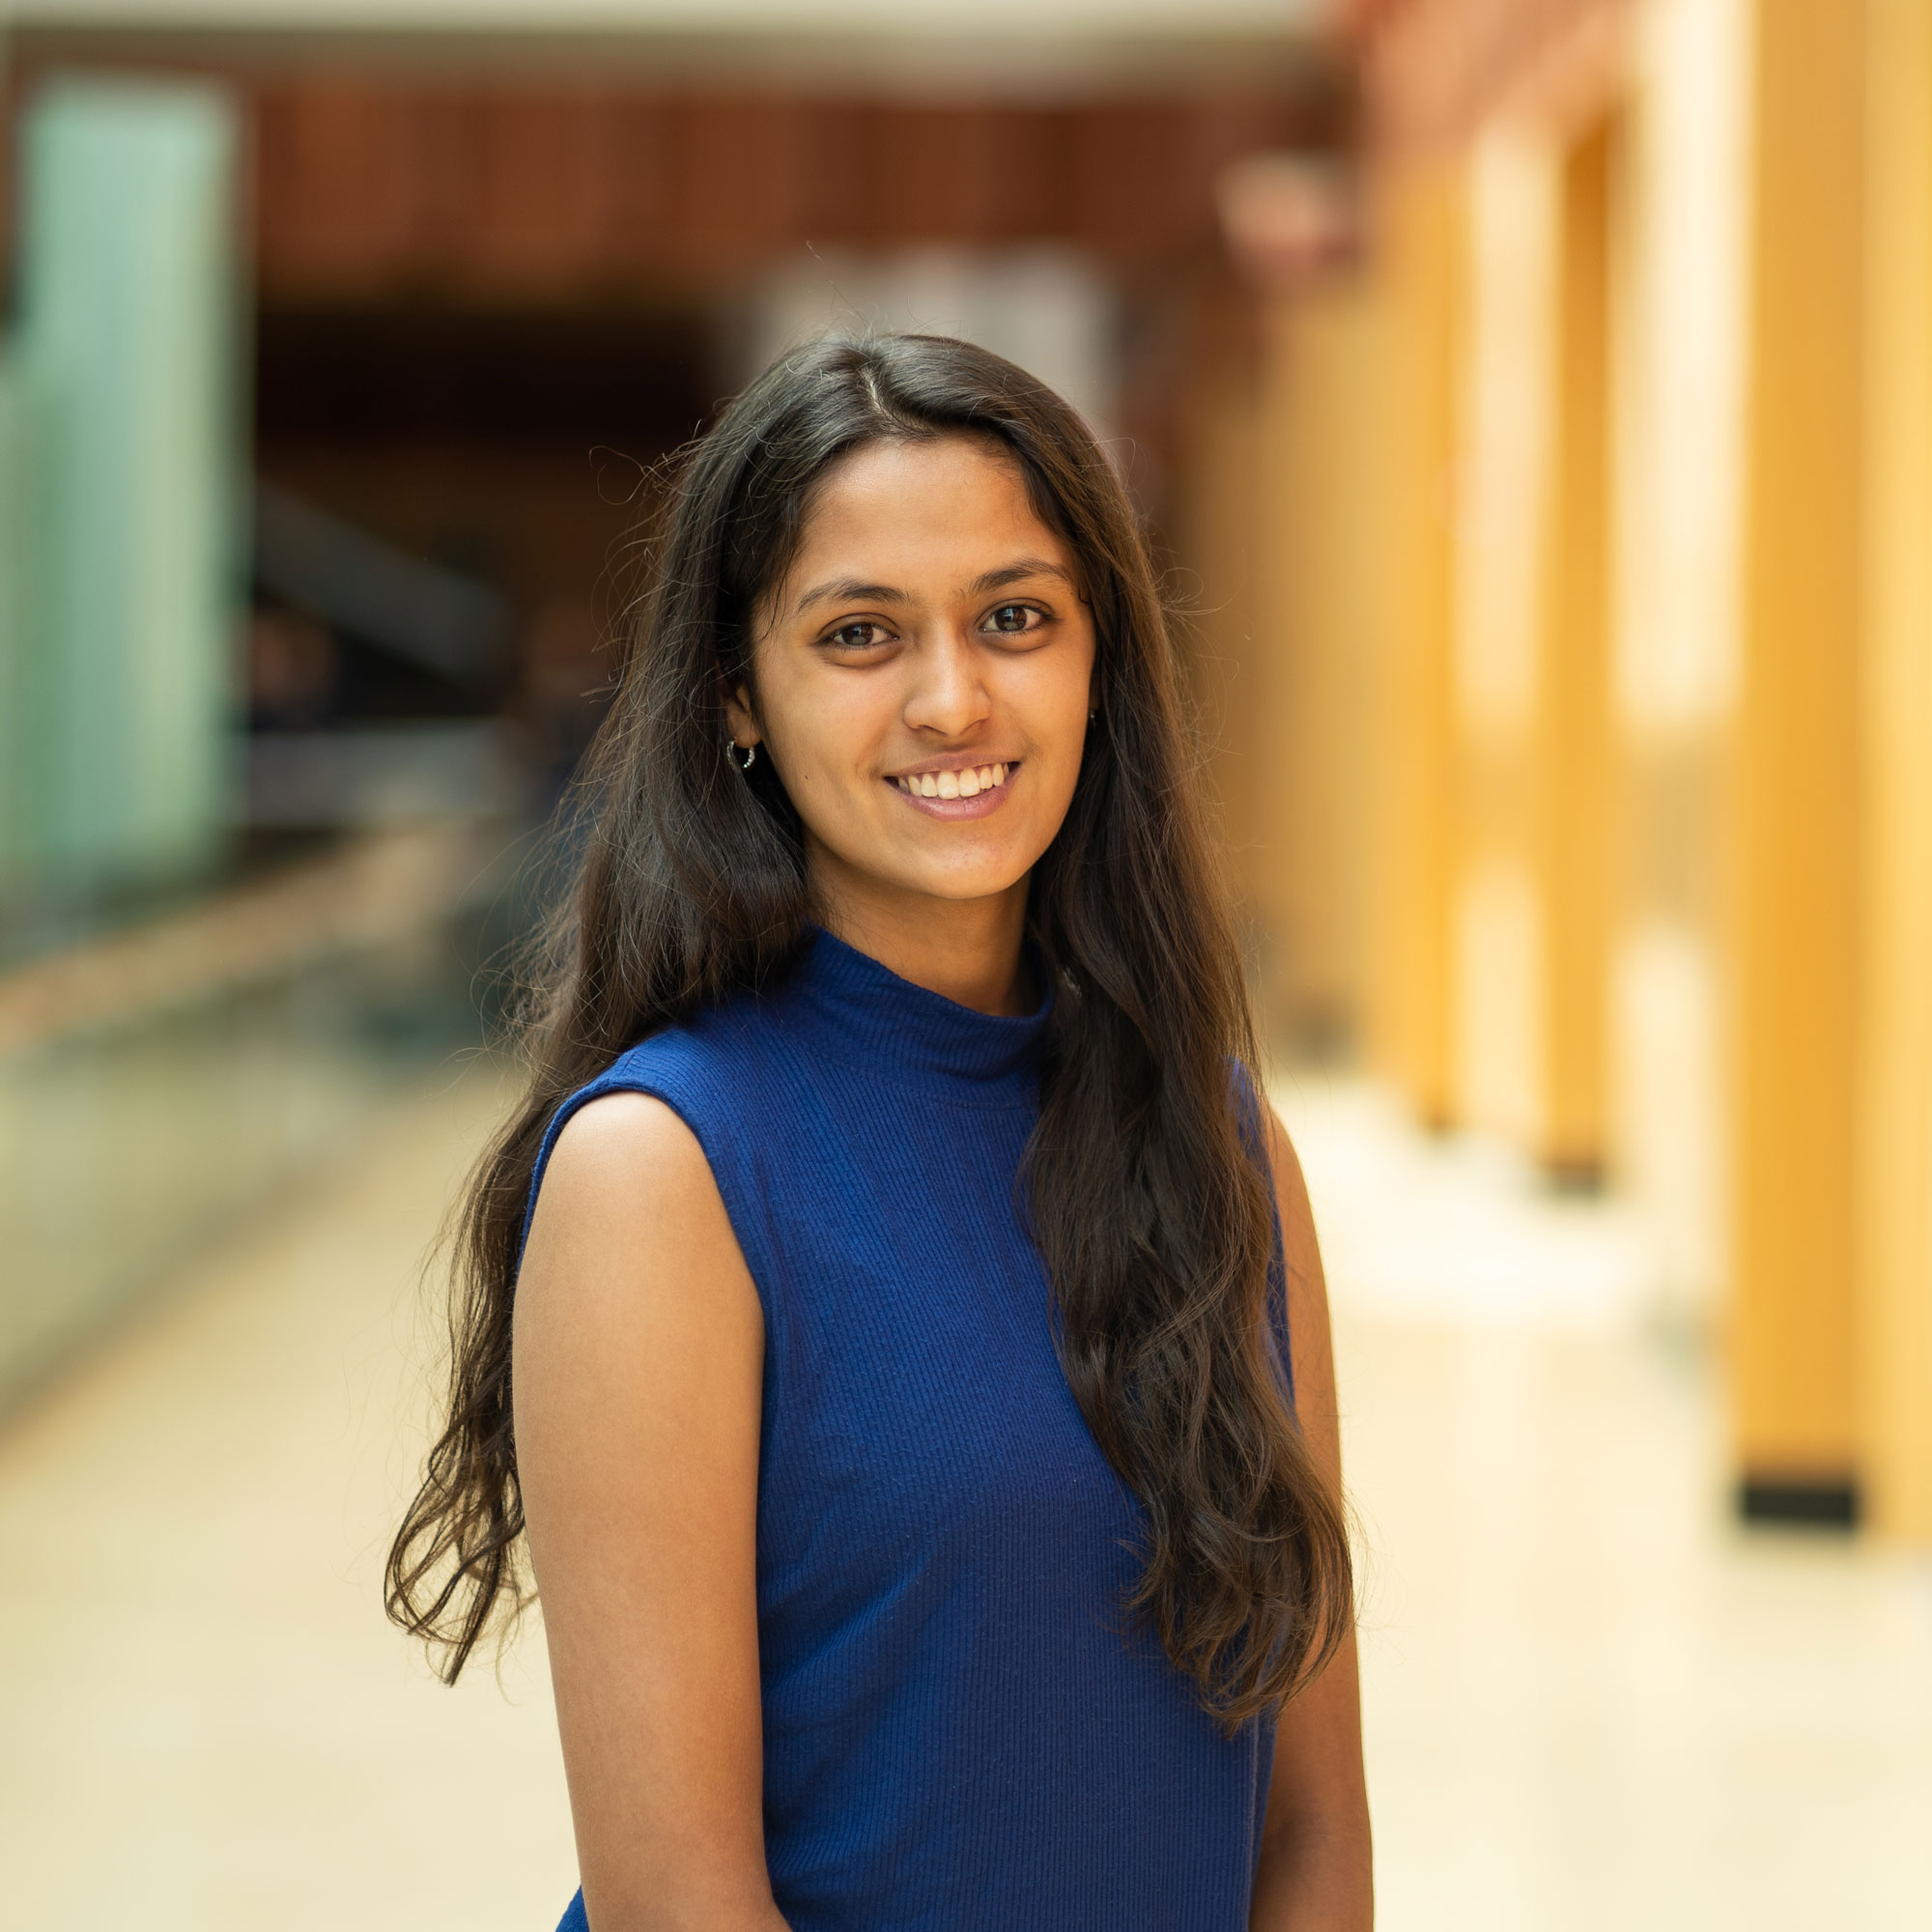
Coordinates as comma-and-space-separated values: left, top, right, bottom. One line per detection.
1284, 1078, 1932, 1926
3, 1064, 1926, 1930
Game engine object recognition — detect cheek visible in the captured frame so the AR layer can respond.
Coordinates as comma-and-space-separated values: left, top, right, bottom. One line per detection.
1017, 639, 1097, 759
761, 665, 895, 792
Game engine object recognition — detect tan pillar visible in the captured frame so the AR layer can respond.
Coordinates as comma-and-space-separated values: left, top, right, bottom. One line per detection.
1729, 0, 1864, 1516
1448, 126, 1555, 1152
1172, 302, 1264, 903
1534, 120, 1616, 1183
1858, 0, 1932, 1542
1364, 164, 1463, 1127
1255, 281, 1378, 1059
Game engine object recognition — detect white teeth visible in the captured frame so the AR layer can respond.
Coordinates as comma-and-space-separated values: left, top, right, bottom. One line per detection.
896, 762, 1011, 797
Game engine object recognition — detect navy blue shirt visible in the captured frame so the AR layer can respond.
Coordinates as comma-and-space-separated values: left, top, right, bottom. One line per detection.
526, 928, 1278, 1931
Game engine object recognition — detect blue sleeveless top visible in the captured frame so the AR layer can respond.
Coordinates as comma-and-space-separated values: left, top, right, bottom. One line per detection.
526, 928, 1281, 1931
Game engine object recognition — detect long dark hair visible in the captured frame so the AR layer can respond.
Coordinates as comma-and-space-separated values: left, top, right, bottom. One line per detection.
387, 332, 1351, 1728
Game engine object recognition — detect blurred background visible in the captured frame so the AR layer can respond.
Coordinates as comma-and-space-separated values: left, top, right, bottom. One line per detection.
1, 0, 1929, 1925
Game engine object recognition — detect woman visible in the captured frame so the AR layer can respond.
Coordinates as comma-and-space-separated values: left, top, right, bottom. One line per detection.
389, 333, 1371, 1930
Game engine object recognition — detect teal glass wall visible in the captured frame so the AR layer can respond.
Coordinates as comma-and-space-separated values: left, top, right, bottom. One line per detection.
0, 353, 28, 896
7, 77, 242, 895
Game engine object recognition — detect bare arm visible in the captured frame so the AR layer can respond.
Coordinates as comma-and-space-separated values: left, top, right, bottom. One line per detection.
1250, 1106, 1374, 1930
514, 1093, 788, 1932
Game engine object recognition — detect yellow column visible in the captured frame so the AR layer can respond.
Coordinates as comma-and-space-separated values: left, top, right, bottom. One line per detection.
1859, 0, 1932, 1542
1534, 120, 1617, 1183
1247, 293, 1301, 1041
1256, 280, 1379, 1059
1729, 0, 1864, 1516
1449, 126, 1556, 1152
1605, 0, 1751, 1342
1172, 310, 1264, 911
1364, 163, 1463, 1127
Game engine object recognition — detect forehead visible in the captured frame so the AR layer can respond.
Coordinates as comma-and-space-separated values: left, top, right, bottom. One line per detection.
786, 436, 1070, 582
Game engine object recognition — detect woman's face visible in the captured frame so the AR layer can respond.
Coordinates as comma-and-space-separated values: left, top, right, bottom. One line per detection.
730, 435, 1097, 926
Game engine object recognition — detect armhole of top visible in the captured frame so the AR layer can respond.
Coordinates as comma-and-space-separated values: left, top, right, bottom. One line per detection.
1230, 1059, 1295, 1410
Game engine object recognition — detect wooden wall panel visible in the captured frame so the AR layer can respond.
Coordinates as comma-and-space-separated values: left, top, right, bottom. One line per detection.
1, 70, 1319, 306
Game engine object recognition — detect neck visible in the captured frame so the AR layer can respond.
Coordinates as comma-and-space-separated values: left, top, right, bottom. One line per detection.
808, 850, 1033, 1017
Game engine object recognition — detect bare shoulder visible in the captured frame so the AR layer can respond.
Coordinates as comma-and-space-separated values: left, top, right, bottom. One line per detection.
539, 1088, 715, 1200
530, 1088, 712, 1219
1258, 1099, 1318, 1257
1255, 1095, 1340, 1456
517, 1090, 753, 1335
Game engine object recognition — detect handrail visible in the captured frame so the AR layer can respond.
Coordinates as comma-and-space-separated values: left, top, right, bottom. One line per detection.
0, 821, 500, 1059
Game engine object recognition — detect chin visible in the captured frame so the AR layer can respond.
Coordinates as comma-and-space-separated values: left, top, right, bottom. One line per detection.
895, 848, 1036, 902
904, 867, 1031, 904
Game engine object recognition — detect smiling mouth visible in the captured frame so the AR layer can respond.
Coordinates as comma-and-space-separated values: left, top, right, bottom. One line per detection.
890, 760, 1017, 801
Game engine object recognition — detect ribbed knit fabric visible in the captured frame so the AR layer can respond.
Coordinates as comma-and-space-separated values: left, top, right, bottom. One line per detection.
526, 928, 1282, 1932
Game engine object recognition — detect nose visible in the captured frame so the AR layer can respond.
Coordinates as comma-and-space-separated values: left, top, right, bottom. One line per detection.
901, 625, 990, 740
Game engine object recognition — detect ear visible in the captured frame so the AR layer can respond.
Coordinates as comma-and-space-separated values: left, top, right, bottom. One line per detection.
722, 681, 762, 749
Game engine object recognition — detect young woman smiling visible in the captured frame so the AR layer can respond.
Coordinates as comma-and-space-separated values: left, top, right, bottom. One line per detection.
388, 335, 1370, 1931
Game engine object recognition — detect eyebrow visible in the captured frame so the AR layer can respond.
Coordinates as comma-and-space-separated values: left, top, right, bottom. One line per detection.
969, 558, 1075, 596
790, 556, 1075, 616
792, 578, 906, 614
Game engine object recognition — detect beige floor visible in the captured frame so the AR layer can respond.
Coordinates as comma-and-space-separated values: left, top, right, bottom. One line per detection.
1278, 1078, 1932, 1931
0, 1062, 579, 1932
2, 1067, 1929, 1929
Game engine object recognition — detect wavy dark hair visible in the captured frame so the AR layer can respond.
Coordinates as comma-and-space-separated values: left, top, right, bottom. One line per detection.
387, 331, 1351, 1728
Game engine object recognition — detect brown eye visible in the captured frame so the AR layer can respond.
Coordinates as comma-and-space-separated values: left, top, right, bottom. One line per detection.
825, 621, 890, 650
985, 604, 1043, 637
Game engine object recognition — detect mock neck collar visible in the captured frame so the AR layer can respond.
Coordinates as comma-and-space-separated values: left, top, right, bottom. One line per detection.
784, 925, 1053, 1087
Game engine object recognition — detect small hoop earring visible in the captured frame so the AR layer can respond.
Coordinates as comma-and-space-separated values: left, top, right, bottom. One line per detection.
729, 739, 758, 772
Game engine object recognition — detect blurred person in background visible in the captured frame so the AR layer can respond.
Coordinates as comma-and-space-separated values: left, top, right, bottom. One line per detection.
388, 334, 1370, 1932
